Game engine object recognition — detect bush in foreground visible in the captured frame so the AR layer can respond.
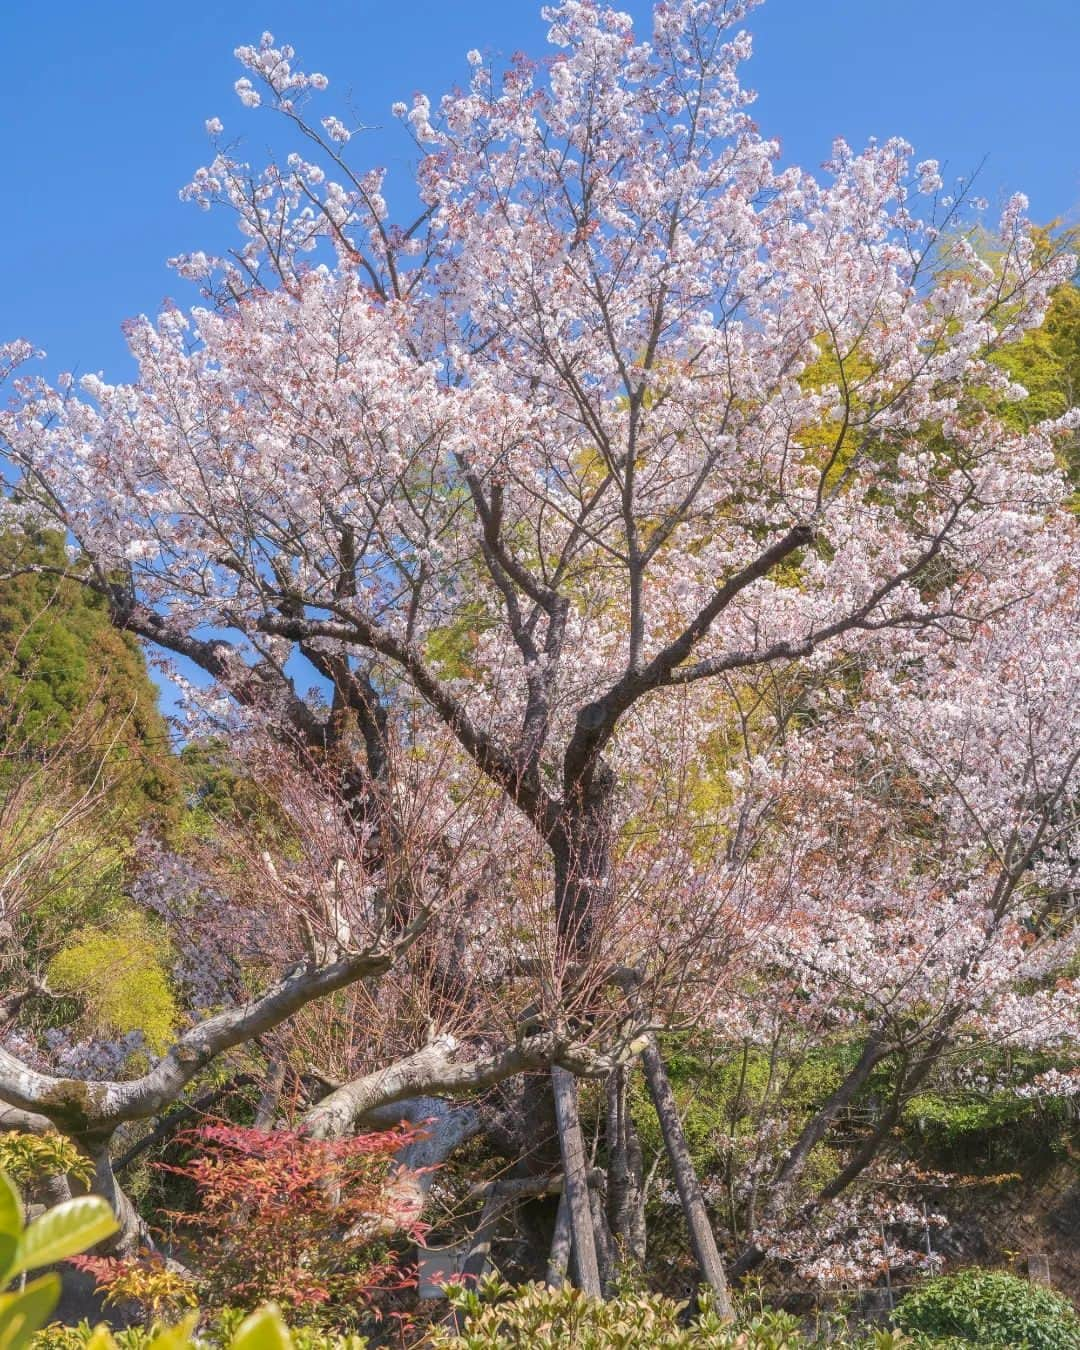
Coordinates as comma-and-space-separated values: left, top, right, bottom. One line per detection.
428, 1276, 908, 1348
894, 1268, 1080, 1348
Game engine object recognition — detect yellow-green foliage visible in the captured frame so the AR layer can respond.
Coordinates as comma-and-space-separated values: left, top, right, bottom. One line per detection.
29, 828, 132, 932
430, 1276, 909, 1348
424, 601, 495, 682
994, 274, 1080, 488
633, 1038, 849, 1183
795, 337, 877, 495
47, 913, 178, 1055
31, 1317, 368, 1350
0, 1135, 94, 1191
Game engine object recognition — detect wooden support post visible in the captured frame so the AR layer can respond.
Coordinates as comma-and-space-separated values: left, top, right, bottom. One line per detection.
552, 1064, 602, 1297
641, 1035, 733, 1317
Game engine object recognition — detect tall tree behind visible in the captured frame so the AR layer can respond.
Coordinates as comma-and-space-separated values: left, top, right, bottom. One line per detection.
994, 229, 1080, 482
0, 529, 178, 820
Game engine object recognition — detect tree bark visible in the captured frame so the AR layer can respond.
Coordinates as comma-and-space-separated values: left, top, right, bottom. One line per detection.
641, 1035, 733, 1317
605, 1067, 646, 1269
353, 1096, 484, 1229
458, 1188, 507, 1287
114, 1076, 256, 1174
0, 938, 410, 1132
817, 1038, 945, 1204
551, 1065, 601, 1297
731, 1029, 887, 1275
590, 1184, 618, 1293
544, 763, 617, 1297
547, 1192, 572, 1288
731, 1034, 949, 1278
80, 1136, 154, 1256
302, 1034, 557, 1140
252, 1058, 287, 1131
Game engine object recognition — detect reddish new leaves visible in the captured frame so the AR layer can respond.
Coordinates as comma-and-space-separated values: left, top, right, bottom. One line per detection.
161, 1123, 425, 1319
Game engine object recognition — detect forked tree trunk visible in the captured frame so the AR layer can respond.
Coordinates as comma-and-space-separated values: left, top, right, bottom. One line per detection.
551, 1065, 601, 1297
641, 1035, 733, 1318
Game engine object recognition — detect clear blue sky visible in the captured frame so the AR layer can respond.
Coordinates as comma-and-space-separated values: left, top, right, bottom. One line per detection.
2, 0, 1078, 386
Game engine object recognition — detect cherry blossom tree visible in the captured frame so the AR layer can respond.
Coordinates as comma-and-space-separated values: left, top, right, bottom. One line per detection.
703, 531, 1080, 1279
1, 0, 1078, 1299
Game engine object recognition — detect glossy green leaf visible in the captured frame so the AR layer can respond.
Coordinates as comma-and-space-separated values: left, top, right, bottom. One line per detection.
0, 1274, 61, 1350
230, 1305, 293, 1350
145, 1313, 199, 1350
0, 1176, 22, 1287
10, 1196, 117, 1276
83, 1326, 119, 1350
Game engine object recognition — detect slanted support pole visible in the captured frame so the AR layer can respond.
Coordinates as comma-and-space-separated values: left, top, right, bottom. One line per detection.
551, 1065, 601, 1297
641, 1035, 733, 1317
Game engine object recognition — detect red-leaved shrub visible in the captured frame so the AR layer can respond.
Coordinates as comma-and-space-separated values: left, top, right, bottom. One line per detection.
161, 1123, 425, 1323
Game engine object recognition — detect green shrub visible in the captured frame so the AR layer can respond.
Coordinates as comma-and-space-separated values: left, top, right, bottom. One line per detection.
31, 1317, 368, 1350
894, 1268, 1080, 1348
429, 1275, 909, 1348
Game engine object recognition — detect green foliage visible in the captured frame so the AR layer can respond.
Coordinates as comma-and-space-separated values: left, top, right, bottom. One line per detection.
0, 532, 178, 820
633, 1036, 854, 1183
172, 744, 271, 846
33, 1325, 163, 1350
0, 1136, 94, 1192
27, 833, 133, 936
31, 1315, 367, 1350
995, 282, 1080, 420
423, 601, 495, 681
430, 1276, 910, 1348
46, 913, 177, 1056
898, 1048, 1077, 1170
976, 224, 1080, 489
206, 1312, 367, 1350
902, 1090, 1066, 1151
894, 1269, 1080, 1348
0, 1170, 119, 1350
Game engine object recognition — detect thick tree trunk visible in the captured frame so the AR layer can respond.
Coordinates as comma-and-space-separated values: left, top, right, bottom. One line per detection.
551, 1065, 601, 1297
641, 1035, 733, 1317
551, 767, 616, 959
357, 1097, 483, 1228
546, 769, 617, 1296
79, 1135, 154, 1256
